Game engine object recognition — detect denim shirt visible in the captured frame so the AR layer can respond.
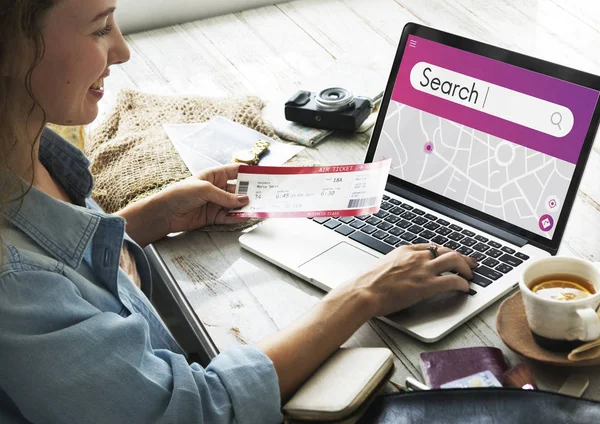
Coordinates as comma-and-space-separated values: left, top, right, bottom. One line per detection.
0, 129, 282, 424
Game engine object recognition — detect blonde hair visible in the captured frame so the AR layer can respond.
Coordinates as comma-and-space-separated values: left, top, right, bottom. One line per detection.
0, 0, 55, 262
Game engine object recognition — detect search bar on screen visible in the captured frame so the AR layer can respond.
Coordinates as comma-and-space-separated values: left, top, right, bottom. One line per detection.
409, 62, 574, 138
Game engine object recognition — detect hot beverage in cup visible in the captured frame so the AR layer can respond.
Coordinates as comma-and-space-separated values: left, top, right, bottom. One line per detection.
530, 274, 596, 302
519, 258, 600, 352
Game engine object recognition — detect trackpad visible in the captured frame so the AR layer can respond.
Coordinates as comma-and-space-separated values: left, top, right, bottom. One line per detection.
298, 242, 378, 290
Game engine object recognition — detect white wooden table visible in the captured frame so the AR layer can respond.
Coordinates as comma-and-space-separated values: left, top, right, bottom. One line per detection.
104, 0, 600, 398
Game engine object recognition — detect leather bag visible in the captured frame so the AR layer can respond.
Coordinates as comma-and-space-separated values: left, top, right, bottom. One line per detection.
358, 388, 600, 424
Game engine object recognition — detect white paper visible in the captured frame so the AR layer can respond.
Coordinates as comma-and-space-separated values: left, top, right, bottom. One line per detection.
164, 117, 304, 175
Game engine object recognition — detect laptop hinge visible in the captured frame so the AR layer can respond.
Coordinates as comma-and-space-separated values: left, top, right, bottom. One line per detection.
386, 183, 529, 248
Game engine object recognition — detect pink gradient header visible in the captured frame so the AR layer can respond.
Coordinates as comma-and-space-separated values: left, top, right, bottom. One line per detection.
238, 160, 389, 175
392, 35, 599, 164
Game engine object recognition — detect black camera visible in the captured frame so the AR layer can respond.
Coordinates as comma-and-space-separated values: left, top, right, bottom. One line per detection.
284, 87, 372, 132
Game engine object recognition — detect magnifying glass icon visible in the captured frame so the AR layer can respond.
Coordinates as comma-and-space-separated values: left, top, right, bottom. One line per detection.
551, 112, 563, 130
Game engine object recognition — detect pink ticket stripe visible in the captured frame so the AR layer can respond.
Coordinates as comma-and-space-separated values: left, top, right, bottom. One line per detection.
228, 206, 379, 219
239, 160, 389, 175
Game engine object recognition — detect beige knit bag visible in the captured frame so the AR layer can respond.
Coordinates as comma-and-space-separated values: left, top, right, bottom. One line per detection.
87, 90, 278, 214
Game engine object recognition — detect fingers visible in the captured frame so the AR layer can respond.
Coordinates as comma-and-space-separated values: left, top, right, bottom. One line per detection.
199, 181, 249, 208
197, 163, 243, 184
226, 183, 237, 194
428, 251, 475, 280
410, 243, 453, 256
218, 162, 243, 180
410, 243, 477, 267
430, 274, 470, 294
395, 243, 476, 279
214, 210, 252, 225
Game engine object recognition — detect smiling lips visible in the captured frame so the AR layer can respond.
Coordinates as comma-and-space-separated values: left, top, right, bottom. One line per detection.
90, 78, 104, 92
90, 70, 110, 94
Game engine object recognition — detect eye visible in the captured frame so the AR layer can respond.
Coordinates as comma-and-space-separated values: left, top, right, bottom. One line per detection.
93, 24, 113, 37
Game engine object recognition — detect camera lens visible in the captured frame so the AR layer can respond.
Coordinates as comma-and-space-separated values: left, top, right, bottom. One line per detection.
315, 87, 355, 112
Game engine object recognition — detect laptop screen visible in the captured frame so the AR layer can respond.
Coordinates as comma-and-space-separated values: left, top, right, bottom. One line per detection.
372, 34, 600, 242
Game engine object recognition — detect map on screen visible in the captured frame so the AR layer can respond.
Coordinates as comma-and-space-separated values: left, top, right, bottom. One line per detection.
377, 104, 573, 238
374, 35, 599, 239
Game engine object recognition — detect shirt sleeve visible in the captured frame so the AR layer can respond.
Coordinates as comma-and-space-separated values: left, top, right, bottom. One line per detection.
0, 270, 283, 424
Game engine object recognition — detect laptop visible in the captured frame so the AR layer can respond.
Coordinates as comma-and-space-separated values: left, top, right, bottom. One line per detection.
240, 23, 600, 342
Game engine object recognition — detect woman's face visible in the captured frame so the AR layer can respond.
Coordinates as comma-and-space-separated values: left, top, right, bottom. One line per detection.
30, 0, 130, 125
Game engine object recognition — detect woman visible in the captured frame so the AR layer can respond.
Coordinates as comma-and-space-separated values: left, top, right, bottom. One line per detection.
0, 1, 477, 423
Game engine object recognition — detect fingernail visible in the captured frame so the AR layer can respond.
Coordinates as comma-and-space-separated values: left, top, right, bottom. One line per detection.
469, 257, 478, 267
237, 195, 249, 202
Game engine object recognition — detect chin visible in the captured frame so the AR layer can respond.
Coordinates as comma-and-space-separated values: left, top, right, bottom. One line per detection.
81, 113, 99, 126
54, 108, 99, 127
80, 103, 100, 125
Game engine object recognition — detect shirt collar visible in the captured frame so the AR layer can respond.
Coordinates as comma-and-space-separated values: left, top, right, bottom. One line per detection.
0, 129, 120, 270
38, 128, 94, 205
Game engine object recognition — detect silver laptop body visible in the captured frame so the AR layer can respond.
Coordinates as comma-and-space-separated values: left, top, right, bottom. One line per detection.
240, 24, 600, 342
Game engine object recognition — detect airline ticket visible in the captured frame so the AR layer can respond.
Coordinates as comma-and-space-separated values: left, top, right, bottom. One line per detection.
227, 160, 391, 218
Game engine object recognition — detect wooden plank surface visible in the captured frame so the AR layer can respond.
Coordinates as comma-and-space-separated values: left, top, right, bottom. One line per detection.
101, 0, 600, 398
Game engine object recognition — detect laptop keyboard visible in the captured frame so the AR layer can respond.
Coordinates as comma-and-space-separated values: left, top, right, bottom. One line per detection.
310, 194, 530, 295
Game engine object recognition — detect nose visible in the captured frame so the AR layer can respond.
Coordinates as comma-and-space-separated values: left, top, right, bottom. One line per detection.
108, 25, 131, 66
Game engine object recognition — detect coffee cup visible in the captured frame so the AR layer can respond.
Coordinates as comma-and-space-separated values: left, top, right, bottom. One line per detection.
519, 257, 600, 352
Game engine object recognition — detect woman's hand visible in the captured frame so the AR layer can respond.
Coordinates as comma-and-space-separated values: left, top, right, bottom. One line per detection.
348, 244, 478, 317
260, 243, 477, 401
156, 163, 250, 234
116, 164, 250, 247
